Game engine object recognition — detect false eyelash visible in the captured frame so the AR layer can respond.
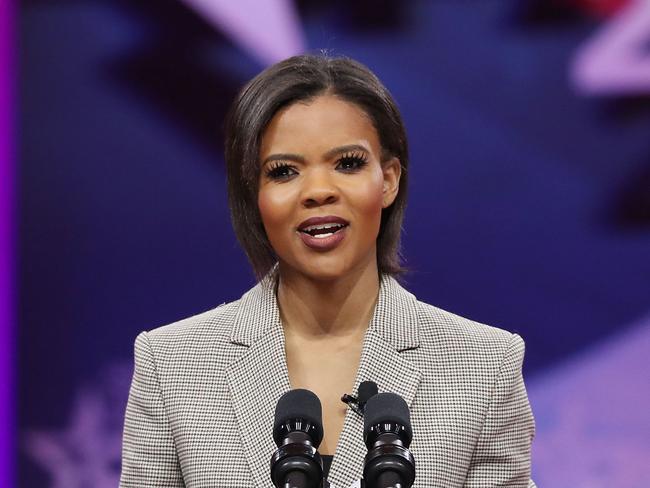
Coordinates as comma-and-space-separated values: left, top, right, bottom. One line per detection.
338, 151, 369, 170
265, 161, 296, 179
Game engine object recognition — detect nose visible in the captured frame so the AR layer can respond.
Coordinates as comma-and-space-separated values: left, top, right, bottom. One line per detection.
301, 168, 339, 208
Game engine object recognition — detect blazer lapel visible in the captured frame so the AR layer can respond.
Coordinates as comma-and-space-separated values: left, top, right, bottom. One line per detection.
226, 271, 291, 488
328, 276, 423, 488
225, 273, 422, 488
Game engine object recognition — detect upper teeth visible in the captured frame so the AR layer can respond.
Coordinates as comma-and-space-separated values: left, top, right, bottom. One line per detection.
302, 223, 345, 232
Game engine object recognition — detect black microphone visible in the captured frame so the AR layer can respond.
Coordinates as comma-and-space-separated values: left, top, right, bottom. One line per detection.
358, 381, 379, 410
270, 389, 324, 488
363, 393, 416, 488
341, 380, 378, 414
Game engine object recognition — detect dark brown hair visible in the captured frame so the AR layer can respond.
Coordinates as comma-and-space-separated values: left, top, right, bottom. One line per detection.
224, 54, 409, 280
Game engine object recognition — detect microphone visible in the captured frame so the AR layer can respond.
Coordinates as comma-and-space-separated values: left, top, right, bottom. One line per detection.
362, 393, 416, 488
270, 389, 324, 488
341, 380, 378, 414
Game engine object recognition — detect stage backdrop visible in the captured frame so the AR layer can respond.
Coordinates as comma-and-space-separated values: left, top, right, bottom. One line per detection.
18, 1, 650, 487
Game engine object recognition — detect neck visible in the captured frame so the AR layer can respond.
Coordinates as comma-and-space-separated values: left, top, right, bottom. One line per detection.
276, 261, 380, 340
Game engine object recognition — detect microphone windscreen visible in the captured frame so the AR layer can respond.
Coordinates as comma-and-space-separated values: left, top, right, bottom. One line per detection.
273, 389, 323, 447
363, 392, 413, 446
358, 381, 378, 404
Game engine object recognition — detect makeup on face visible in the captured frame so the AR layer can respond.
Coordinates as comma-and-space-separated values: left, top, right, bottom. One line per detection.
257, 95, 396, 281
297, 215, 349, 252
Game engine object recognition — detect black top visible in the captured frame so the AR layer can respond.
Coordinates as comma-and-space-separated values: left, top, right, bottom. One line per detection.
322, 455, 333, 486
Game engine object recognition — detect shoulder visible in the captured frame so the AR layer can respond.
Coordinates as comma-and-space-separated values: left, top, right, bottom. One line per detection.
133, 297, 243, 363
414, 298, 525, 368
130, 271, 280, 371
416, 299, 516, 345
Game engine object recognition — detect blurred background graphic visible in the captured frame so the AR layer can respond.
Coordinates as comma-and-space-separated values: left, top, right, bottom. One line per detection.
6, 0, 650, 486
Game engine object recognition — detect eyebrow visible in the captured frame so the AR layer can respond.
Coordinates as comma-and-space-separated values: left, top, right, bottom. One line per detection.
262, 144, 370, 166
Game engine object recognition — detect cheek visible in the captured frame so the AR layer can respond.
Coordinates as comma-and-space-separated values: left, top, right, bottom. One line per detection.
257, 187, 294, 236
351, 172, 385, 221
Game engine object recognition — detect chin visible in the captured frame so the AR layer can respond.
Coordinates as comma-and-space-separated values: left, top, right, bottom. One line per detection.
298, 261, 351, 282
287, 251, 375, 283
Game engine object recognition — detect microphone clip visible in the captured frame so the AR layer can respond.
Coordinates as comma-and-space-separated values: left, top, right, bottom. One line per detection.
341, 393, 364, 415
341, 380, 379, 416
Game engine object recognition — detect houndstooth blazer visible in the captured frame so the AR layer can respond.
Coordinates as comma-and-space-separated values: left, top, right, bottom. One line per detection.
120, 271, 536, 488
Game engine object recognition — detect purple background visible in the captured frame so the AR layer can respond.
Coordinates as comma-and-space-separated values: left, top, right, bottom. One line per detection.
14, 0, 650, 487
2, 0, 15, 486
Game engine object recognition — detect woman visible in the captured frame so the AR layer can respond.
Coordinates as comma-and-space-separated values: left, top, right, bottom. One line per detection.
120, 54, 536, 488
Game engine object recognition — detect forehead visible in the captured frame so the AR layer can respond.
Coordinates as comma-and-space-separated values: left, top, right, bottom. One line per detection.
259, 95, 381, 158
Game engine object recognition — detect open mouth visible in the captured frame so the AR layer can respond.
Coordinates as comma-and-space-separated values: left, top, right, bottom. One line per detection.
299, 222, 348, 239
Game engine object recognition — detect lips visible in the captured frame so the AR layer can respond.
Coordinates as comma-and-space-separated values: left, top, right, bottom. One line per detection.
297, 215, 349, 251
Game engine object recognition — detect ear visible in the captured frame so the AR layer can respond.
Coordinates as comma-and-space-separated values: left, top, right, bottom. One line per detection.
381, 157, 401, 208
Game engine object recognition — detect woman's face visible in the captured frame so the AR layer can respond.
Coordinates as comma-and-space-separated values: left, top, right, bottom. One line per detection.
258, 95, 401, 281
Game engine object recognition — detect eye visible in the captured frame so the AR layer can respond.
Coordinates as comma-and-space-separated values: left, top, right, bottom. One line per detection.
265, 162, 298, 181
337, 151, 369, 172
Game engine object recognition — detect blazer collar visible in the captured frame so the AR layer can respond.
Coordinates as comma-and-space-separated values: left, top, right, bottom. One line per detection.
230, 270, 420, 352
227, 269, 422, 488
229, 268, 282, 347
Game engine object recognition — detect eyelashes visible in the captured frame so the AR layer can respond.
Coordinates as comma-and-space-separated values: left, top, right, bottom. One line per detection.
337, 151, 369, 172
264, 151, 369, 181
265, 161, 297, 180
